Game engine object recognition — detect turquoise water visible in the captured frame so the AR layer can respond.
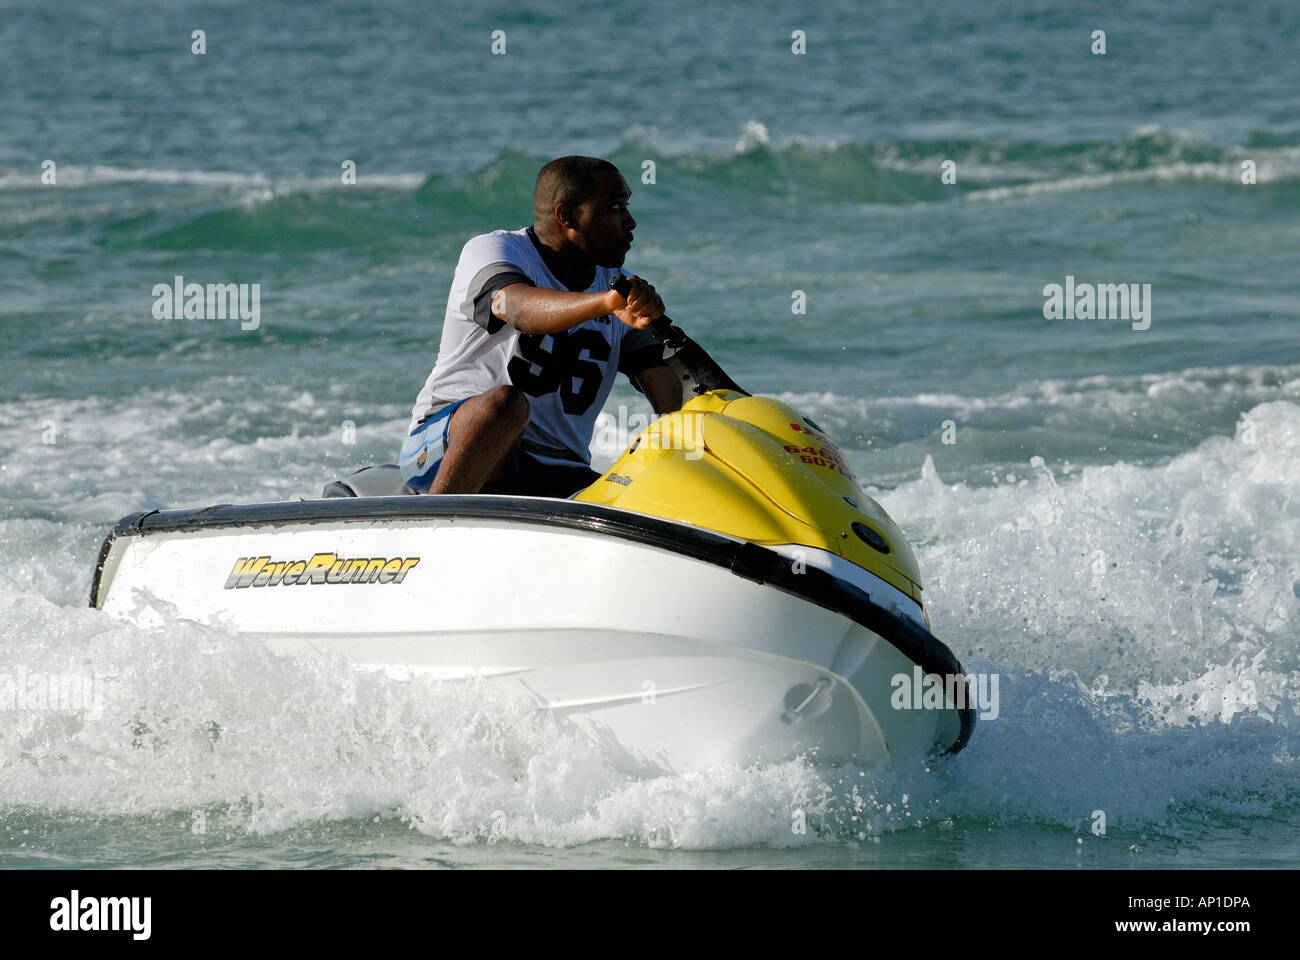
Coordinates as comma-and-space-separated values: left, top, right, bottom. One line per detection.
2, 0, 1298, 868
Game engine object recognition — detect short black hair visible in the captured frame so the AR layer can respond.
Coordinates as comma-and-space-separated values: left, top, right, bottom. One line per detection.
533, 156, 622, 221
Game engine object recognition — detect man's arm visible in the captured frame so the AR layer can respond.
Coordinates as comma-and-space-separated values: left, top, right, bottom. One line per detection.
619, 324, 682, 416
490, 285, 617, 335
634, 365, 684, 416
491, 276, 664, 336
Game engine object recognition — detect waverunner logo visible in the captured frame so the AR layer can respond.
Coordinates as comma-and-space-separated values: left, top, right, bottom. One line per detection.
225, 553, 420, 589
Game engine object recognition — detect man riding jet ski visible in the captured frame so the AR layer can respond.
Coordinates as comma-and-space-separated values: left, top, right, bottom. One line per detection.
91, 157, 976, 773
398, 155, 682, 500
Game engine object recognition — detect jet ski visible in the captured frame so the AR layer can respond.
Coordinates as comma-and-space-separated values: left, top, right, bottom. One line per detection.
91, 284, 976, 774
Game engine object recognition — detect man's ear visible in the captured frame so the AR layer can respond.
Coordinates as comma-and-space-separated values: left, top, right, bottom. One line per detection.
554, 202, 576, 230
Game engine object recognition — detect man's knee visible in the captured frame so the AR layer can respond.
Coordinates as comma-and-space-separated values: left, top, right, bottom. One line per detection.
481, 384, 530, 430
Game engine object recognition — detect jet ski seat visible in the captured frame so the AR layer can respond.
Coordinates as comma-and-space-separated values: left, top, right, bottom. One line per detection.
321, 464, 418, 498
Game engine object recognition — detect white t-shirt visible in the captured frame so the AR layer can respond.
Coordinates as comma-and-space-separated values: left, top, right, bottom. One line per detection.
408, 227, 663, 466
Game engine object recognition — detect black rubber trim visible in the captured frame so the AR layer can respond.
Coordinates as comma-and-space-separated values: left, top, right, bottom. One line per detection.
89, 495, 975, 754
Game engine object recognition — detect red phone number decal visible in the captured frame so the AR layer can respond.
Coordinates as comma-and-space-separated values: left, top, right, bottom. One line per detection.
785, 423, 855, 479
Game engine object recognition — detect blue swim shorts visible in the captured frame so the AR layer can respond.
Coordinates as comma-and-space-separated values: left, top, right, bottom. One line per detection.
398, 399, 468, 493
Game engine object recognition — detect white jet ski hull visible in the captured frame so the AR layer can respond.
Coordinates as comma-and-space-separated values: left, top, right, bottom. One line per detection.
92, 496, 973, 774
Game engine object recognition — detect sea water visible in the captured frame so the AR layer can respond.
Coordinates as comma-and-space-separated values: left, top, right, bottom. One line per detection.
1, 0, 1297, 868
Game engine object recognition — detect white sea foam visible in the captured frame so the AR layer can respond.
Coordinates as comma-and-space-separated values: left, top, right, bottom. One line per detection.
0, 166, 427, 192
965, 149, 1300, 201
1, 373, 1297, 846
773, 363, 1300, 454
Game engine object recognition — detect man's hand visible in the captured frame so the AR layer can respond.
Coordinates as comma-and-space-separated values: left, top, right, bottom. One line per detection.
607, 275, 664, 329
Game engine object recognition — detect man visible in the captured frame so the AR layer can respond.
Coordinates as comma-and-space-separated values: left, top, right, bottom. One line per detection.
400, 156, 683, 498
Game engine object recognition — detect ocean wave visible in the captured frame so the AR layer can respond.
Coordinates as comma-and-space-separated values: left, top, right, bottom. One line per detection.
964, 156, 1299, 202
13, 123, 1293, 219
0, 165, 426, 192
608, 123, 1300, 204
135, 192, 434, 252
884, 399, 1300, 682
770, 363, 1300, 470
